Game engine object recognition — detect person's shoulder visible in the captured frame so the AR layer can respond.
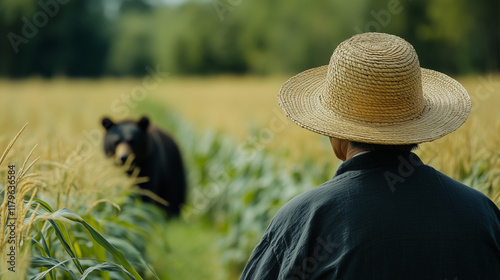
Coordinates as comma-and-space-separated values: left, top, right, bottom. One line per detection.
428, 166, 486, 196
269, 178, 345, 229
426, 165, 500, 213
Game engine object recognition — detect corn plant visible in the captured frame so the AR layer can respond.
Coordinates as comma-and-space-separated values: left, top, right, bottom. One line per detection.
136, 97, 500, 273
0, 125, 161, 279
135, 100, 336, 272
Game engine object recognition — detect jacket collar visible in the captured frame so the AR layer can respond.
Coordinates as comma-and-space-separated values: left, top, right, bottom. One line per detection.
334, 151, 424, 177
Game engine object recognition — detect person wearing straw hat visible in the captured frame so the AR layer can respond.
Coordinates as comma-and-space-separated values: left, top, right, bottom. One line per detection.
241, 33, 500, 279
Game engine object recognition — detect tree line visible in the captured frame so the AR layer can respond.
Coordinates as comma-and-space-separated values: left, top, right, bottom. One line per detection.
0, 0, 498, 77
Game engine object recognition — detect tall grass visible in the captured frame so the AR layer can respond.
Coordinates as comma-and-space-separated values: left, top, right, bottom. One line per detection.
135, 75, 500, 274
135, 99, 335, 274
0, 124, 38, 279
419, 119, 500, 206
0, 76, 498, 279
0, 125, 163, 279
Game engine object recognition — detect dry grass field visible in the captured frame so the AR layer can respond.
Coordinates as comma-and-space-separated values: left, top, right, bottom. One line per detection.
0, 76, 333, 163
0, 74, 499, 278
1, 73, 499, 207
1, 74, 499, 163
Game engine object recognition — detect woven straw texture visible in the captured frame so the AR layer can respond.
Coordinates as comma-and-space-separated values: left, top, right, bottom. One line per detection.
278, 33, 471, 144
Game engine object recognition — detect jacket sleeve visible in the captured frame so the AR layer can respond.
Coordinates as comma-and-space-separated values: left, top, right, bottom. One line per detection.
240, 233, 281, 280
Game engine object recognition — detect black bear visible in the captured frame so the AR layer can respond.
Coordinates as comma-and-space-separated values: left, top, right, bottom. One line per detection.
101, 116, 186, 216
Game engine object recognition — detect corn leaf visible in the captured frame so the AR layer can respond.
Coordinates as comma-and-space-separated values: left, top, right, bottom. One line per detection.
79, 262, 136, 280
30, 256, 79, 280
55, 208, 151, 280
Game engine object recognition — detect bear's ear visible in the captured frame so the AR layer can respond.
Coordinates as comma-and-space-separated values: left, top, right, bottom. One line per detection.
138, 116, 150, 131
102, 117, 115, 130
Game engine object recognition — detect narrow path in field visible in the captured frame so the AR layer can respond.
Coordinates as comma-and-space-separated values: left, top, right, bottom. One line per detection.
147, 219, 231, 280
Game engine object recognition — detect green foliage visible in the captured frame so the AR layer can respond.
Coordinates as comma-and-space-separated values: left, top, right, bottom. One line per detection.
0, 124, 162, 279
1, 0, 499, 77
135, 98, 336, 272
148, 219, 227, 280
0, 0, 110, 77
135, 95, 500, 275
106, 10, 155, 76
28, 198, 162, 279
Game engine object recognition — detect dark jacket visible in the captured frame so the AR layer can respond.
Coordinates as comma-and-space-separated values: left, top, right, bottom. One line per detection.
241, 151, 500, 279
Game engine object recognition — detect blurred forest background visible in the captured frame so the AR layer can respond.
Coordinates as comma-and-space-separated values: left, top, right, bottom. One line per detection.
0, 0, 499, 78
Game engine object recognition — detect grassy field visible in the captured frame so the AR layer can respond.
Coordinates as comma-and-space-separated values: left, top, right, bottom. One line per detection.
2, 74, 497, 163
0, 74, 499, 279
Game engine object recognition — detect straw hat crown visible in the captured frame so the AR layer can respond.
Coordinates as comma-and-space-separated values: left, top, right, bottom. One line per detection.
322, 33, 424, 124
278, 32, 471, 144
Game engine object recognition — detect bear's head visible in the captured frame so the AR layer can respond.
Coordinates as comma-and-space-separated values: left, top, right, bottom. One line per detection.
101, 116, 150, 167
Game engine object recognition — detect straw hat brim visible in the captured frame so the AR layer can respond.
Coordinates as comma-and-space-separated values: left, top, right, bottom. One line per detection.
278, 66, 471, 144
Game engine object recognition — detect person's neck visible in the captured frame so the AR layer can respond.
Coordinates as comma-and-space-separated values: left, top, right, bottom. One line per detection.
345, 147, 369, 161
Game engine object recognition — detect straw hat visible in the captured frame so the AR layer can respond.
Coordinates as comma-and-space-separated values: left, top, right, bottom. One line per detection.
278, 32, 471, 144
